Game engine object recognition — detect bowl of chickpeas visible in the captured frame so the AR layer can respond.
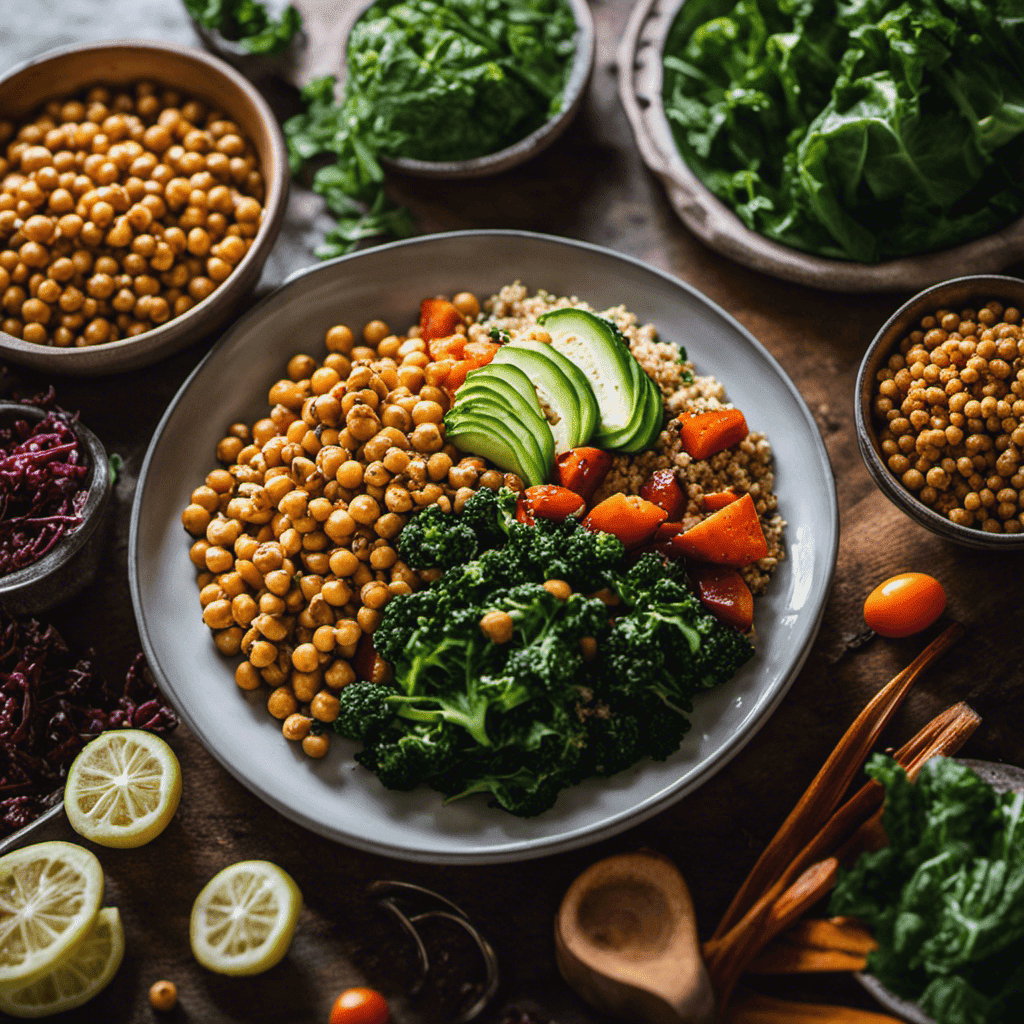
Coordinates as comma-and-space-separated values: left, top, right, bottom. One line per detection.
0, 39, 288, 375
857, 274, 1024, 550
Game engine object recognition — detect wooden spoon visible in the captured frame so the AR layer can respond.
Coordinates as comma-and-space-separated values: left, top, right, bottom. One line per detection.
555, 850, 716, 1024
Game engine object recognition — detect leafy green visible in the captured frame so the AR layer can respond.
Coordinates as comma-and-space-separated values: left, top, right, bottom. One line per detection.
831, 756, 1024, 1024
185, 0, 301, 55
283, 0, 576, 254
662, 0, 1024, 262
334, 488, 753, 816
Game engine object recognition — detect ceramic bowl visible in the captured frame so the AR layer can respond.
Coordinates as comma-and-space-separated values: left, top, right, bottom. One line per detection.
189, 0, 595, 180
618, 0, 1024, 292
0, 39, 289, 376
856, 275, 1024, 551
0, 403, 112, 615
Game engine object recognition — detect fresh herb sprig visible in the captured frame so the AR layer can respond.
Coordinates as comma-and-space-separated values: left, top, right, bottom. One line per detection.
185, 0, 301, 55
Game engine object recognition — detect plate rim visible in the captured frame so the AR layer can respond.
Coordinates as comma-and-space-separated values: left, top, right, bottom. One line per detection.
128, 228, 839, 863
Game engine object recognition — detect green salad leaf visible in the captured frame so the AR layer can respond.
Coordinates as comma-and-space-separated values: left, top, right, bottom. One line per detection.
283, 0, 576, 255
831, 755, 1024, 1024
184, 0, 301, 55
662, 0, 1024, 262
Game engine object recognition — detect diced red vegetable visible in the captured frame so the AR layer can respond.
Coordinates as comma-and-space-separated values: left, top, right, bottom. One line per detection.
701, 490, 741, 512
639, 468, 686, 520
518, 485, 585, 526
690, 564, 754, 631
353, 634, 380, 682
419, 298, 465, 342
427, 335, 466, 362
659, 492, 768, 567
678, 408, 749, 460
444, 360, 475, 392
583, 493, 668, 549
555, 447, 613, 504
463, 340, 500, 369
653, 521, 684, 543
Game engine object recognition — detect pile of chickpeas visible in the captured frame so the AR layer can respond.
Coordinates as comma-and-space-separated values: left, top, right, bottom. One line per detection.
0, 81, 264, 347
873, 300, 1024, 533
182, 293, 524, 758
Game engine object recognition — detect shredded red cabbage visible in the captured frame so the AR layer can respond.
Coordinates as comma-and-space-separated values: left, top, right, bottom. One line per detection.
0, 400, 90, 575
0, 612, 178, 837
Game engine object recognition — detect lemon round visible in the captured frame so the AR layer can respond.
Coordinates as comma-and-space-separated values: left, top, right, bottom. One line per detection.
190, 860, 302, 976
64, 729, 182, 849
0, 907, 124, 1018
0, 841, 104, 986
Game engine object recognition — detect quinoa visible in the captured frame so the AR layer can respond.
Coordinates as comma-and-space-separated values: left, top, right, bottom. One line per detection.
480, 282, 786, 595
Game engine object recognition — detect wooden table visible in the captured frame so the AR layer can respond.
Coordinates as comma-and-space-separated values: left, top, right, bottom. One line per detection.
3, 2, 1024, 1022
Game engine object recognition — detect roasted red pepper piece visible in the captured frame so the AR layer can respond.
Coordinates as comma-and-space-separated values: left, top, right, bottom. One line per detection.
428, 335, 466, 362
640, 468, 686, 520
519, 485, 586, 525
678, 408, 749, 460
353, 634, 380, 681
555, 447, 613, 504
583, 493, 668, 549
690, 564, 754, 631
420, 298, 465, 343
660, 492, 767, 567
701, 490, 741, 512
444, 359, 475, 392
463, 340, 501, 369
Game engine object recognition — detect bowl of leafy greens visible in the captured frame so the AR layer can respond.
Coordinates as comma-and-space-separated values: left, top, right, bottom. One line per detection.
619, 0, 1024, 292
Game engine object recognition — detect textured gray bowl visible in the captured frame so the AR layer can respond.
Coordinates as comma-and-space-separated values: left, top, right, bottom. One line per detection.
856, 274, 1024, 551
0, 39, 289, 376
0, 403, 112, 615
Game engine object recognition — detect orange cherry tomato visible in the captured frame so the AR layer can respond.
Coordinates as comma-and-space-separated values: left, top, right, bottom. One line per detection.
329, 987, 390, 1024
863, 572, 946, 638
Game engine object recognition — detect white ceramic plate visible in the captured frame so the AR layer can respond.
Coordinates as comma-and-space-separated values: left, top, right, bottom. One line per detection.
129, 230, 838, 864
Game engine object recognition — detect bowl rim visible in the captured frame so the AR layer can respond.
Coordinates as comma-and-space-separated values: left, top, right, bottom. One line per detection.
855, 273, 1024, 550
0, 37, 290, 368
0, 402, 112, 596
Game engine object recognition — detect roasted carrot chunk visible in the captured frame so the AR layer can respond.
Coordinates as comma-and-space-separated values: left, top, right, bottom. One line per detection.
583, 493, 668, 549
555, 447, 613, 504
640, 468, 686, 520
519, 485, 586, 525
463, 340, 501, 369
420, 297, 465, 342
702, 490, 741, 512
690, 564, 754, 631
653, 521, 684, 543
428, 334, 466, 361
679, 408, 748, 460
662, 492, 767, 567
444, 359, 475, 391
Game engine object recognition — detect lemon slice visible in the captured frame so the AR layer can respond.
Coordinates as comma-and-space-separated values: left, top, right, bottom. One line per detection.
0, 907, 124, 1018
190, 861, 302, 976
64, 729, 182, 849
0, 841, 104, 986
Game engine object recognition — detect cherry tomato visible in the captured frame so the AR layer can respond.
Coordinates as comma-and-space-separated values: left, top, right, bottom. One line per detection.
863, 572, 946, 638
329, 987, 390, 1024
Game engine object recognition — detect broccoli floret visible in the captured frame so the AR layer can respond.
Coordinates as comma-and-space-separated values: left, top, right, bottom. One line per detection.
500, 518, 626, 592
457, 486, 518, 550
397, 502, 478, 570
355, 721, 460, 791
445, 766, 566, 817
333, 680, 395, 741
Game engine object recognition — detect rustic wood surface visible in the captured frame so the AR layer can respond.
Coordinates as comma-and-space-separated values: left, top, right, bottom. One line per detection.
2, 1, 1024, 1022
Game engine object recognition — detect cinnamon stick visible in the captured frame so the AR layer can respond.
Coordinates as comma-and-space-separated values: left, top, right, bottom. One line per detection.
723, 989, 908, 1023
712, 623, 963, 941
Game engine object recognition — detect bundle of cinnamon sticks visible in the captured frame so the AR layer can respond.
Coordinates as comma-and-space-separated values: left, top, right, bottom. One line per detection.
704, 622, 979, 1021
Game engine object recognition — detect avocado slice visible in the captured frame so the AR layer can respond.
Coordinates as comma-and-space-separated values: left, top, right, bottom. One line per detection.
445, 409, 548, 487
459, 363, 546, 422
491, 342, 597, 452
538, 308, 640, 448
619, 369, 665, 453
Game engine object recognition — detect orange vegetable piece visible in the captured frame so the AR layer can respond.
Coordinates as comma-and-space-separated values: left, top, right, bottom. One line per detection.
444, 359, 475, 392
555, 447, 613, 504
583, 493, 668, 549
463, 340, 500, 368
329, 987, 391, 1024
702, 490, 740, 512
863, 572, 946, 638
653, 521, 684, 543
690, 564, 754, 631
428, 335, 466, 361
640, 468, 686, 520
662, 492, 767, 567
352, 634, 379, 682
419, 297, 465, 342
519, 485, 585, 524
679, 408, 749, 460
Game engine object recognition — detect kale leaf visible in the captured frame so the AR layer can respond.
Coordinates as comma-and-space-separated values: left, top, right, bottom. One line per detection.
185, 0, 301, 55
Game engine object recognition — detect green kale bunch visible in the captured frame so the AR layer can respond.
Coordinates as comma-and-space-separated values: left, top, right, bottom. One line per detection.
185, 0, 301, 55
334, 488, 754, 817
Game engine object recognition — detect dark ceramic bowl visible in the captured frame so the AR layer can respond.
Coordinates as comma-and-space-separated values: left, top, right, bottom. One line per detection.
0, 404, 112, 615
856, 274, 1024, 551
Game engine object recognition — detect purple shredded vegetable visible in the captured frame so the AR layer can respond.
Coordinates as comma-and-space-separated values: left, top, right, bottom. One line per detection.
0, 611, 178, 838
0, 398, 89, 575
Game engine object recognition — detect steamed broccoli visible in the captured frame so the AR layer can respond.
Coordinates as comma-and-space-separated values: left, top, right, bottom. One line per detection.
334, 680, 396, 740
397, 502, 478, 570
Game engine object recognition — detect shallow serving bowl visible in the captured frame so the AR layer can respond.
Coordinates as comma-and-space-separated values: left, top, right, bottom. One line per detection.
0, 403, 112, 614
856, 274, 1024, 552
130, 229, 838, 864
190, 0, 595, 179
618, 0, 1024, 292
0, 39, 289, 376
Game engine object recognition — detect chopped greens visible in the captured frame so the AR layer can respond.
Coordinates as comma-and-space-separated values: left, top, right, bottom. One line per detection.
831, 756, 1024, 1024
334, 487, 753, 816
284, 0, 577, 254
184, 0, 301, 55
662, 0, 1024, 263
